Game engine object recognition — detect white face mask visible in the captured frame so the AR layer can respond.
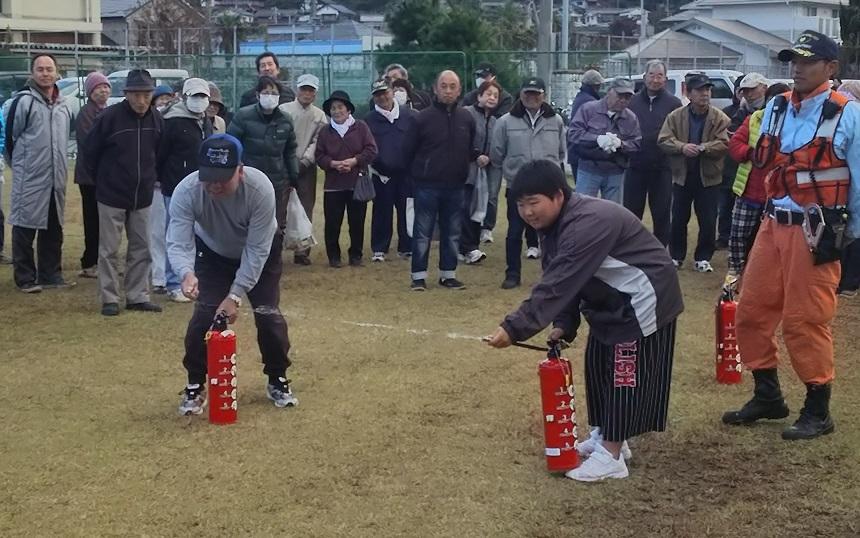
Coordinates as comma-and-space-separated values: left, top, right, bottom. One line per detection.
475, 78, 486, 89
186, 96, 209, 114
393, 91, 408, 106
259, 94, 279, 111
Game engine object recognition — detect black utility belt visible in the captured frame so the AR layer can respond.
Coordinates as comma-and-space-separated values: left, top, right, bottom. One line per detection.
764, 201, 808, 226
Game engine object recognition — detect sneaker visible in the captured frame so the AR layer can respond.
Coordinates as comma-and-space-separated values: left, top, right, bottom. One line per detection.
19, 282, 42, 294
480, 229, 494, 243
672, 259, 683, 269
152, 285, 168, 295
526, 247, 541, 259
178, 384, 207, 416
168, 289, 191, 303
349, 257, 364, 267
438, 277, 466, 290
38, 279, 76, 289
457, 253, 467, 263
371, 252, 385, 262
501, 277, 520, 290
266, 377, 298, 408
565, 443, 629, 482
293, 254, 312, 266
0, 253, 12, 265
126, 301, 163, 313
411, 279, 426, 291
575, 427, 632, 461
694, 260, 714, 273
838, 288, 858, 299
78, 266, 98, 278
397, 251, 412, 259
101, 302, 120, 316
464, 249, 487, 265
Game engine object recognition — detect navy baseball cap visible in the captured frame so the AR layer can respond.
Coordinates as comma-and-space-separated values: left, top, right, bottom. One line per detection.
521, 77, 546, 93
778, 30, 840, 62
198, 133, 243, 183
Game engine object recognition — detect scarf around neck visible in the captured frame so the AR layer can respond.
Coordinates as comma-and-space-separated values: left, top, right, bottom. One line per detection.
375, 99, 400, 123
331, 114, 355, 138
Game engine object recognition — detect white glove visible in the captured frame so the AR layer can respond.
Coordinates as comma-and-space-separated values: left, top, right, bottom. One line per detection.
596, 134, 614, 153
607, 133, 622, 151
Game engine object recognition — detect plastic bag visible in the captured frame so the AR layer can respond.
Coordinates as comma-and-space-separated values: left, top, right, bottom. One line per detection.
470, 167, 490, 223
406, 197, 415, 237
284, 190, 317, 250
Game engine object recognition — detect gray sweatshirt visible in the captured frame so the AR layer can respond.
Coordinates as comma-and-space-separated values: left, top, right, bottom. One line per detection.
167, 166, 277, 297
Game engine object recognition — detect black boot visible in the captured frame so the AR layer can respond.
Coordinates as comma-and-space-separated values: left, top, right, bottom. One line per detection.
782, 383, 835, 440
722, 368, 790, 425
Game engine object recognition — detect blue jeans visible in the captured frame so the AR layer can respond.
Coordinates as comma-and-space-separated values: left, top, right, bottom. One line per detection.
575, 167, 624, 204
410, 185, 464, 281
163, 194, 181, 291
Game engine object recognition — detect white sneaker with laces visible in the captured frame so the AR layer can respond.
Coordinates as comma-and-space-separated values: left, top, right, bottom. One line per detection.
526, 247, 541, 259
694, 260, 714, 273
565, 443, 629, 482
371, 252, 385, 262
575, 427, 632, 461
168, 289, 191, 303
672, 259, 683, 269
178, 384, 207, 416
465, 249, 487, 265
480, 229, 494, 243
457, 253, 467, 263
267, 377, 298, 408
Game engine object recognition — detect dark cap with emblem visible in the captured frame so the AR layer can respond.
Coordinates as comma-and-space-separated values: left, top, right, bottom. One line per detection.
371, 78, 389, 94
474, 62, 497, 77
198, 133, 243, 183
685, 73, 714, 90
520, 77, 546, 93
778, 30, 840, 62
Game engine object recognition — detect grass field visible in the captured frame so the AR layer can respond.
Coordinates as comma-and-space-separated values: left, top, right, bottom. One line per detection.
1, 175, 859, 537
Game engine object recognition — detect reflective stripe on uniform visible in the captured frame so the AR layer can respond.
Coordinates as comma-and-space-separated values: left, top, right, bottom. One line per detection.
795, 167, 850, 185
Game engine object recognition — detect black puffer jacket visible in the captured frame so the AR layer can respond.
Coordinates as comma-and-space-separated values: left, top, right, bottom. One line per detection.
239, 80, 295, 108
402, 99, 477, 188
83, 100, 163, 210
156, 101, 213, 196
227, 103, 298, 191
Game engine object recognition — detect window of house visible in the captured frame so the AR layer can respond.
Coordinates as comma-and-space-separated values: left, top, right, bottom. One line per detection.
805, 7, 817, 17
833, 9, 839, 19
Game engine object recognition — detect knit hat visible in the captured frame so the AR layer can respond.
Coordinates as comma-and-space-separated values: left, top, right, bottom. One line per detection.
84, 72, 110, 98
151, 85, 173, 104
208, 82, 224, 106
581, 70, 604, 86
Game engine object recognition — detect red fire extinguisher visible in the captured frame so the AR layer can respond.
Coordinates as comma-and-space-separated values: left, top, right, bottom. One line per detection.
206, 311, 238, 425
537, 341, 580, 473
715, 288, 743, 384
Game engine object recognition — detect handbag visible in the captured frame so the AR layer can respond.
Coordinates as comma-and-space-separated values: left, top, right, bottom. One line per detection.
353, 170, 376, 201
470, 167, 490, 223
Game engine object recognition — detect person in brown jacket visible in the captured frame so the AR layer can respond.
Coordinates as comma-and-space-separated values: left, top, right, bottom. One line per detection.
315, 90, 378, 267
75, 72, 111, 278
658, 74, 730, 273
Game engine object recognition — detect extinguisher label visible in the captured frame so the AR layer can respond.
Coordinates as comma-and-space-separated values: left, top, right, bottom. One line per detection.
545, 448, 561, 457
545, 414, 554, 422
613, 341, 638, 388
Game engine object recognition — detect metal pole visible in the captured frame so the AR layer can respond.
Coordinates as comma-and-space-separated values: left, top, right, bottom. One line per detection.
27, 30, 31, 60
125, 23, 130, 68
178, 27, 183, 70
561, 0, 570, 70
538, 0, 552, 83
74, 31, 80, 76
233, 25, 238, 112
639, 0, 647, 43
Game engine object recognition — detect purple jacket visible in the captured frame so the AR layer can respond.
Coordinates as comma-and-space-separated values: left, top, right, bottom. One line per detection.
315, 119, 378, 191
567, 97, 641, 175
501, 194, 683, 345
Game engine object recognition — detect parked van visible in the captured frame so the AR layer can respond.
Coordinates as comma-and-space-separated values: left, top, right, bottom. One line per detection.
628, 69, 742, 110
106, 69, 189, 106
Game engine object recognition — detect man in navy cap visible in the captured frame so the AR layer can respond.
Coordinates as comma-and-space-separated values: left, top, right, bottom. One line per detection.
168, 133, 297, 415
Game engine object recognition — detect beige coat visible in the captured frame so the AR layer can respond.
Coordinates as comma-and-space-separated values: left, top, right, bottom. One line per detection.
658, 105, 730, 187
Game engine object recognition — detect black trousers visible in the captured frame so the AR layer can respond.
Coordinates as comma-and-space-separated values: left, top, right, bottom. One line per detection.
717, 175, 735, 243
79, 184, 99, 269
504, 188, 539, 280
323, 190, 367, 263
670, 177, 719, 263
623, 167, 672, 246
839, 239, 860, 292
585, 320, 677, 442
370, 175, 410, 255
459, 184, 482, 255
12, 192, 63, 287
182, 233, 291, 385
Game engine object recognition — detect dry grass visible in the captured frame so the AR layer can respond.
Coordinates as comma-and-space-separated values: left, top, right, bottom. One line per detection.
1, 176, 859, 537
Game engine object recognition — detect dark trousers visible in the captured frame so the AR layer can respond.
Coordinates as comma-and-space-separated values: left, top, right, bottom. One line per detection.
275, 187, 288, 231
670, 177, 719, 263
623, 167, 672, 246
323, 190, 367, 263
183, 233, 291, 385
79, 184, 99, 269
12, 192, 63, 287
370, 175, 409, 254
504, 188, 538, 281
839, 239, 860, 292
717, 177, 735, 243
460, 184, 481, 255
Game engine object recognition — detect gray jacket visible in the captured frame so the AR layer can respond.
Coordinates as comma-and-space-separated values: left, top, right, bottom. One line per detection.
464, 104, 502, 186
8, 83, 70, 229
567, 97, 641, 175
490, 101, 565, 183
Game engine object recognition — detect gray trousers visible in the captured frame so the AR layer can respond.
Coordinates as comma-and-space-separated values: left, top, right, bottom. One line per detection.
97, 202, 151, 305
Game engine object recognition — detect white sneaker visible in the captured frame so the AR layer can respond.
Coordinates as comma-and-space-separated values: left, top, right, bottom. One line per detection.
465, 249, 487, 265
178, 384, 207, 416
371, 252, 385, 262
672, 259, 683, 269
694, 260, 714, 273
457, 253, 467, 263
480, 229, 494, 243
168, 289, 191, 303
266, 377, 298, 408
575, 427, 632, 461
526, 247, 541, 259
565, 443, 629, 482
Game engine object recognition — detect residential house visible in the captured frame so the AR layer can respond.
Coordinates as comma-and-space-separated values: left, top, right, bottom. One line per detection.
0, 0, 102, 46
102, 0, 207, 54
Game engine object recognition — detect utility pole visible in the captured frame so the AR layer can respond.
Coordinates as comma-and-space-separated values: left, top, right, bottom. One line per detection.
561, 0, 569, 70
538, 0, 553, 86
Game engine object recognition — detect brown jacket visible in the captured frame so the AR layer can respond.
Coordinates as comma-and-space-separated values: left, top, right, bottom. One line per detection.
315, 119, 378, 191
658, 104, 730, 187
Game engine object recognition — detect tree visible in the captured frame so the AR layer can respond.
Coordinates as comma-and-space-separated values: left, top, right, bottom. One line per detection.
841, 0, 860, 78
609, 17, 640, 38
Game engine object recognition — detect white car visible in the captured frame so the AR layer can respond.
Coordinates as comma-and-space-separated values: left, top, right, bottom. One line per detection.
106, 69, 190, 106
57, 76, 86, 119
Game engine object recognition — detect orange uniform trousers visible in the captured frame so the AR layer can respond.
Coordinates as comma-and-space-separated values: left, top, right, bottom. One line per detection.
736, 218, 841, 385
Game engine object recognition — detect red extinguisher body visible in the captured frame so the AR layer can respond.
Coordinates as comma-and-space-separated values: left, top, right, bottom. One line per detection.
538, 344, 580, 473
206, 318, 238, 424
715, 289, 742, 384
